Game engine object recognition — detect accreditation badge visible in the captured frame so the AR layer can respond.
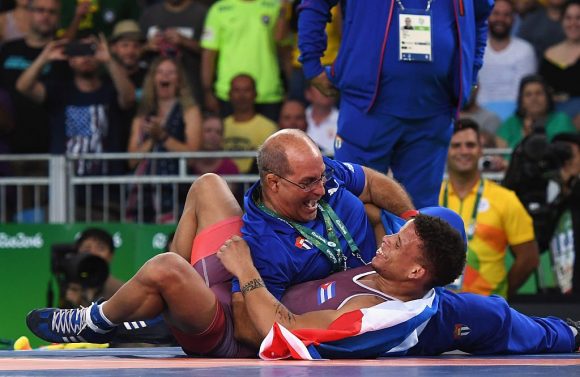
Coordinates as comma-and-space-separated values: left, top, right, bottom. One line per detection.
399, 11, 432, 62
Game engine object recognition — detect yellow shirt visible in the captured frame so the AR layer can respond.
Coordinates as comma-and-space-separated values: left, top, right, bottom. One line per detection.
291, 6, 341, 68
439, 179, 535, 297
223, 114, 278, 173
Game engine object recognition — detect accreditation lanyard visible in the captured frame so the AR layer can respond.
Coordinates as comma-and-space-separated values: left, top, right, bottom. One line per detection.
395, 0, 433, 11
396, 0, 434, 62
257, 198, 364, 272
442, 179, 484, 241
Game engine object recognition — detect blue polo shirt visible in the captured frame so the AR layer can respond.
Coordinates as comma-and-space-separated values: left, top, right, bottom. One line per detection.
236, 157, 378, 299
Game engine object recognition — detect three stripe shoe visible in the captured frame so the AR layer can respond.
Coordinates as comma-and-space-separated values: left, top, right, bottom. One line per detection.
26, 303, 116, 344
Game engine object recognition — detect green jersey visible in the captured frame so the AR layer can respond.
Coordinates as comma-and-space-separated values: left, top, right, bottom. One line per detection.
201, 0, 283, 103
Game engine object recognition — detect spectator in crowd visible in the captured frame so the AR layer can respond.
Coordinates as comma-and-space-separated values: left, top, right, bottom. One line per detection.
127, 56, 202, 223
60, 0, 141, 39
0, 91, 13, 187
512, 0, 539, 35
477, 0, 537, 120
0, 0, 67, 156
497, 75, 576, 149
188, 113, 239, 197
222, 74, 278, 174
278, 99, 307, 131
16, 33, 135, 170
460, 85, 502, 136
64, 227, 124, 308
0, 0, 29, 43
109, 19, 148, 161
0, 0, 67, 222
16, 32, 135, 221
518, 0, 567, 59
545, 132, 580, 295
139, 0, 208, 107
279, 1, 341, 105
304, 83, 338, 155
201, 0, 283, 121
110, 19, 147, 92
298, 1, 493, 209
440, 119, 539, 299
540, 0, 580, 130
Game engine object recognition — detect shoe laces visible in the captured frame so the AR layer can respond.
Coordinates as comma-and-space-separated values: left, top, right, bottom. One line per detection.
51, 306, 89, 335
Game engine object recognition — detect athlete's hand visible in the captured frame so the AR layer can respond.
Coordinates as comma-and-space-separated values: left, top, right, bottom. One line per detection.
217, 236, 257, 280
310, 71, 339, 98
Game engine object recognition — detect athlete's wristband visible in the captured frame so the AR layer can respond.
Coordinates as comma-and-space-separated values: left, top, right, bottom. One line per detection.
400, 210, 419, 220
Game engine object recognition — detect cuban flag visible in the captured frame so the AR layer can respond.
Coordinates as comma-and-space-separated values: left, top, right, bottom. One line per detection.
317, 282, 336, 305
259, 287, 441, 360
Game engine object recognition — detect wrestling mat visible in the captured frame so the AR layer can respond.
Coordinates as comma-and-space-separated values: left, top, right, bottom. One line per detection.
1, 347, 579, 377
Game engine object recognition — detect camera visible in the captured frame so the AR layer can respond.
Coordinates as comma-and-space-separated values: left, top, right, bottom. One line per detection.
64, 41, 97, 57
478, 156, 494, 171
51, 243, 109, 289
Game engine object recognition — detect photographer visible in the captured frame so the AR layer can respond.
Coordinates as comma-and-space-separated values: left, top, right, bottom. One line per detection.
63, 228, 124, 308
504, 131, 580, 295
15, 32, 135, 170
15, 32, 135, 219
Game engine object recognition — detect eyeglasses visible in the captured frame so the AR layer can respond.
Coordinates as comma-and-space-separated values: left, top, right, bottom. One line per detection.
30, 7, 59, 15
267, 167, 334, 193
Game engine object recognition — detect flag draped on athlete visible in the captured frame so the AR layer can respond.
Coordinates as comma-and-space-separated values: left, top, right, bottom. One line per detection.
259, 287, 441, 360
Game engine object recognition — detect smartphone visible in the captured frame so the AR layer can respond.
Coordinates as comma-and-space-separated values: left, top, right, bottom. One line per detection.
64, 41, 97, 57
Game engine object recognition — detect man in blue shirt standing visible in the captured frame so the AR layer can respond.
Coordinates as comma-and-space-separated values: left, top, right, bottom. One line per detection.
298, 0, 494, 208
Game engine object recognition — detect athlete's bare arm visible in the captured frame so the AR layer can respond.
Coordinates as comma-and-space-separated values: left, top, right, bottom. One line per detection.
217, 236, 378, 338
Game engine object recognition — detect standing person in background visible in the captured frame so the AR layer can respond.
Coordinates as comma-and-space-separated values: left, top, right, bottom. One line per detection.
109, 19, 148, 165
278, 1, 341, 105
127, 56, 202, 223
298, 0, 493, 208
60, 0, 141, 39
517, 0, 567, 59
139, 0, 208, 107
188, 114, 239, 196
440, 119, 539, 299
0, 0, 30, 44
477, 0, 537, 120
540, 0, 580, 130
304, 83, 338, 155
201, 0, 283, 121
0, 0, 67, 156
497, 74, 576, 149
278, 99, 307, 132
0, 0, 66, 222
222, 74, 278, 174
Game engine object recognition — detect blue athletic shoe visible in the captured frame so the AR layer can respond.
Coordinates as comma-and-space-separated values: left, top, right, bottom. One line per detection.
26, 303, 116, 344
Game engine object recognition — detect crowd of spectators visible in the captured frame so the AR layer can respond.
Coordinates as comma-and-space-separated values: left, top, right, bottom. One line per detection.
0, 1, 578, 238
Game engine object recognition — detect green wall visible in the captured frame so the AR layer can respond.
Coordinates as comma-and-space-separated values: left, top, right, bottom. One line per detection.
0, 223, 175, 349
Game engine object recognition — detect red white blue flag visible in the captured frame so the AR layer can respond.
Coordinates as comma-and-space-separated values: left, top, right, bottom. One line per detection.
317, 282, 336, 305
259, 288, 441, 360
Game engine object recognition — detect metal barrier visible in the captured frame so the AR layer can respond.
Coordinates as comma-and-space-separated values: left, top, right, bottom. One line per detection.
0, 149, 510, 224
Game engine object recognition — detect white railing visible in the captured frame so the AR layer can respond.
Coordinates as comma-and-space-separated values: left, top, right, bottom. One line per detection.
0, 149, 510, 224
